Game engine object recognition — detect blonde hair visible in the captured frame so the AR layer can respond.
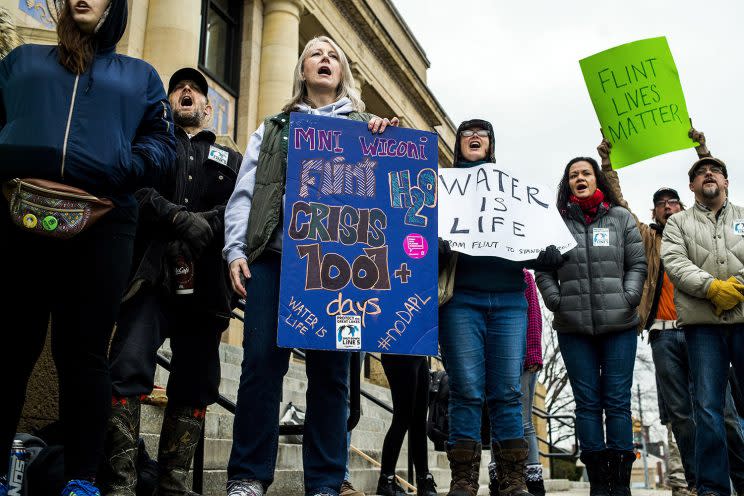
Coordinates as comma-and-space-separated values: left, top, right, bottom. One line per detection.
282, 36, 365, 113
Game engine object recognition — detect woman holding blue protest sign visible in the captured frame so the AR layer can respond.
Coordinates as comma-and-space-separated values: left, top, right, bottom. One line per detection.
437, 119, 565, 496
536, 156, 646, 496
222, 35, 396, 496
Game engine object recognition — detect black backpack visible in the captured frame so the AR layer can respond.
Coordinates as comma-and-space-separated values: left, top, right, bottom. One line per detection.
426, 370, 450, 451
426, 370, 492, 451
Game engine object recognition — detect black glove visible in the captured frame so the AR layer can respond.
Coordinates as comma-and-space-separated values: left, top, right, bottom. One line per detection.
172, 210, 214, 259
166, 239, 194, 263
196, 209, 221, 234
438, 237, 452, 257
532, 245, 567, 272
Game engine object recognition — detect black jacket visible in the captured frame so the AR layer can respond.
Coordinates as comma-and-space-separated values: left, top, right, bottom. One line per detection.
536, 203, 647, 335
125, 127, 241, 319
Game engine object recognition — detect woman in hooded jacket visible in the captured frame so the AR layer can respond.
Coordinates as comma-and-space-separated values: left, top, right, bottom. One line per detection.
438, 119, 565, 496
536, 156, 646, 496
0, 1, 175, 495
222, 36, 397, 496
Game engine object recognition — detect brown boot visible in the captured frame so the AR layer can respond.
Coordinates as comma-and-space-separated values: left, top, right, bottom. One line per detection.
446, 439, 481, 496
493, 439, 531, 496
101, 396, 141, 496
157, 404, 206, 496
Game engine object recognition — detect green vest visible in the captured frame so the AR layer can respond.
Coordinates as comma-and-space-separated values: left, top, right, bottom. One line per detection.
244, 110, 373, 264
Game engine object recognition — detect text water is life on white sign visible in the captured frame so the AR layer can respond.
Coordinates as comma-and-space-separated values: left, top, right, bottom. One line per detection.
438, 163, 576, 261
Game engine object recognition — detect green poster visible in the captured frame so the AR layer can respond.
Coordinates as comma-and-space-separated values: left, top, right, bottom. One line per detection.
580, 37, 695, 169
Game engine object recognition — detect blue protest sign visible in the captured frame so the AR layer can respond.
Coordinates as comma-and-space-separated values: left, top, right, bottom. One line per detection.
277, 113, 438, 355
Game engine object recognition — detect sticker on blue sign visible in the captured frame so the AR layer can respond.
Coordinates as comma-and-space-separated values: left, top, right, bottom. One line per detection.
277, 113, 439, 355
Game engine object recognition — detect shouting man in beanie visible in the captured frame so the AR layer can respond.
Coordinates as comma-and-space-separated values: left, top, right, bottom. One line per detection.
599, 130, 744, 495
662, 132, 744, 495
101, 68, 241, 496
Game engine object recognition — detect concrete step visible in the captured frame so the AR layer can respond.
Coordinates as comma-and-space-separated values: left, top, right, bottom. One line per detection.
201, 468, 495, 496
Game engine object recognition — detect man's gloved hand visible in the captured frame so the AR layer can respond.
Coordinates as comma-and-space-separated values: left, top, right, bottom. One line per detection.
707, 277, 744, 316
166, 239, 194, 264
438, 237, 452, 257
196, 209, 221, 233
172, 210, 214, 258
532, 245, 567, 272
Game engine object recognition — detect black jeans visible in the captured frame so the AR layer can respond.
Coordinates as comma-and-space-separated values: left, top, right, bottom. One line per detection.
380, 354, 430, 475
0, 209, 134, 480
109, 287, 226, 408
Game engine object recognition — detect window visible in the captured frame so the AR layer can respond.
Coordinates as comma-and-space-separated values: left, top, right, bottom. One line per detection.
199, 0, 242, 95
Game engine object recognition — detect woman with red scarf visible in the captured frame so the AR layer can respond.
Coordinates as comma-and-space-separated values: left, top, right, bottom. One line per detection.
535, 156, 646, 496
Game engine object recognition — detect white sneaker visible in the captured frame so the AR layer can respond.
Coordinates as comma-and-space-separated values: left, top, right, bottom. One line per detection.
226, 479, 264, 496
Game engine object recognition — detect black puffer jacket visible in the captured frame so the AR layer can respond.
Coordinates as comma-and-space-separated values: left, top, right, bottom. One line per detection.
536, 202, 647, 335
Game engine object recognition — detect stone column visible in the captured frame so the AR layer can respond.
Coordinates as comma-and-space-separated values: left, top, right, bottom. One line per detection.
256, 0, 302, 119
142, 0, 201, 84
350, 61, 366, 98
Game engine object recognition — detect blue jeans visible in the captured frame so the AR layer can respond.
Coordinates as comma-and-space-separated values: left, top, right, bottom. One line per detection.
227, 252, 351, 495
651, 329, 697, 485
558, 329, 636, 453
652, 329, 744, 490
520, 370, 539, 465
685, 324, 744, 495
439, 289, 527, 445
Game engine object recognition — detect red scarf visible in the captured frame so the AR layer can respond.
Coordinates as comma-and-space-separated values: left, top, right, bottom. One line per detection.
569, 189, 607, 224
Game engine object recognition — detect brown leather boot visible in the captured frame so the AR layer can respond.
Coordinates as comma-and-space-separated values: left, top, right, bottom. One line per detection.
493, 439, 531, 496
157, 405, 206, 496
446, 439, 481, 496
101, 395, 141, 496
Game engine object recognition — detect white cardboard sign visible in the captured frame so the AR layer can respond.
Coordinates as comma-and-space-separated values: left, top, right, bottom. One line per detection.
438, 163, 577, 261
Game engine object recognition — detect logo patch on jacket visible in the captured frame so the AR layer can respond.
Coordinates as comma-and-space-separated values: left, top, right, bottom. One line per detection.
208, 145, 229, 166
733, 219, 744, 235
592, 228, 609, 246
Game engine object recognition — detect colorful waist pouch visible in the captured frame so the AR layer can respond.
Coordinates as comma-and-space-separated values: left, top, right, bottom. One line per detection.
3, 178, 114, 239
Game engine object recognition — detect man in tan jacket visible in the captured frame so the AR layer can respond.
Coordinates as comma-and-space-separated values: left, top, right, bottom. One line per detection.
601, 132, 744, 495
662, 148, 744, 496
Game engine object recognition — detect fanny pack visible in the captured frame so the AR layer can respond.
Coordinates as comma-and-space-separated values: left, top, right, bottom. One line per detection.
2, 178, 114, 239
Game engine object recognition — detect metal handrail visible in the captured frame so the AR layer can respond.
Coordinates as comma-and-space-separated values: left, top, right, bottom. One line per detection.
154, 311, 393, 492
156, 351, 371, 492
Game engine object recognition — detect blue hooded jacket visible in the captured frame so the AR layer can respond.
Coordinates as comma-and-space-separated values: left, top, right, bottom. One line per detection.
0, 0, 175, 221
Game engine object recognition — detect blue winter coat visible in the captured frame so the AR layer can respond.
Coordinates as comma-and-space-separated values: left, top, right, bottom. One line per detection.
0, 0, 175, 216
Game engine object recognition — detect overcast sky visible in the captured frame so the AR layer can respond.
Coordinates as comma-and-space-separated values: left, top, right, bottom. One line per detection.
392, 0, 744, 440
394, 0, 744, 220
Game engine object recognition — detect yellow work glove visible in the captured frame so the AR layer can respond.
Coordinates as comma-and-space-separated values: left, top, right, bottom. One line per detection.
707, 277, 744, 316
